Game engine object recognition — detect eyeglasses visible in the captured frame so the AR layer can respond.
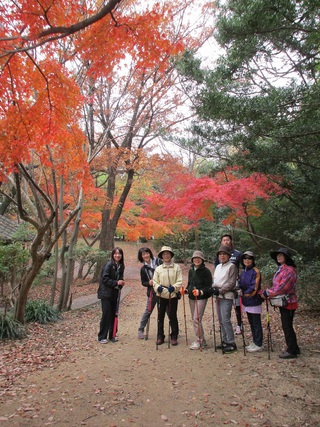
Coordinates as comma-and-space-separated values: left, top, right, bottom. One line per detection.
243, 256, 253, 260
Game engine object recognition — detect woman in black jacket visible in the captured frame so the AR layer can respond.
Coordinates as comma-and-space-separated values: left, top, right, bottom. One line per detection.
182, 250, 213, 350
137, 247, 162, 339
97, 247, 125, 343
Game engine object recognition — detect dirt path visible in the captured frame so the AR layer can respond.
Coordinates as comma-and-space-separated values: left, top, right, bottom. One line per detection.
0, 242, 320, 426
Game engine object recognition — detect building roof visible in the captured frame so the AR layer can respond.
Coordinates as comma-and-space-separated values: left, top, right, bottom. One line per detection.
0, 216, 23, 242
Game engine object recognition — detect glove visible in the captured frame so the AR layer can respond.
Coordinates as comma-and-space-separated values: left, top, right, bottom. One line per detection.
157, 285, 163, 293
192, 289, 203, 297
212, 287, 220, 296
168, 285, 175, 293
180, 287, 188, 295
236, 289, 242, 297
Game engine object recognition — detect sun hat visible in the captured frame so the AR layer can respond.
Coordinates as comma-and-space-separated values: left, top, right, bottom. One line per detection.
270, 247, 296, 267
191, 250, 205, 262
158, 246, 174, 259
241, 251, 256, 266
217, 245, 231, 257
241, 250, 255, 260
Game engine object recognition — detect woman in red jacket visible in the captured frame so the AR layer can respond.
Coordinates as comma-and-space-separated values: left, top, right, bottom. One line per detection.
262, 248, 300, 359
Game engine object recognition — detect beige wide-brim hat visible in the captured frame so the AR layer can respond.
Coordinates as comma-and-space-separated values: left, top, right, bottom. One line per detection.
191, 250, 205, 262
158, 246, 174, 259
217, 245, 231, 257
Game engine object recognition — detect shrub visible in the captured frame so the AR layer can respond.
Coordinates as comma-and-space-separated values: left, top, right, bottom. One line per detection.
25, 300, 61, 324
0, 313, 26, 339
296, 261, 320, 309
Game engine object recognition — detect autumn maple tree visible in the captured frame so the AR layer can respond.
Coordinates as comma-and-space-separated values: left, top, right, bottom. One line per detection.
0, 0, 214, 320
144, 167, 286, 239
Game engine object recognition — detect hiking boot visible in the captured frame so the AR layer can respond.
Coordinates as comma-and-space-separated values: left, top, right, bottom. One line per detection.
216, 342, 227, 350
171, 337, 178, 346
138, 330, 144, 339
224, 343, 237, 353
156, 337, 164, 345
247, 343, 263, 353
189, 341, 200, 350
279, 351, 297, 359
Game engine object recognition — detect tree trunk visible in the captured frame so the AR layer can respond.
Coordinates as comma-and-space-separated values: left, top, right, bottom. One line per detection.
63, 209, 81, 310
57, 232, 68, 311
50, 242, 59, 306
15, 257, 45, 324
92, 213, 115, 282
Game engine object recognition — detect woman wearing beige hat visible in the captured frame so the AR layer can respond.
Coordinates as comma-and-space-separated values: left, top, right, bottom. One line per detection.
153, 246, 182, 346
182, 250, 213, 350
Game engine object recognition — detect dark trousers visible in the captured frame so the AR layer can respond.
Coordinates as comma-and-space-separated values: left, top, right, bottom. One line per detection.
247, 312, 263, 347
98, 297, 117, 341
235, 304, 242, 327
280, 307, 300, 354
157, 296, 179, 339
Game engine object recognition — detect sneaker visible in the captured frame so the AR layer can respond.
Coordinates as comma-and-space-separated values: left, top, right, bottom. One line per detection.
224, 343, 237, 353
245, 343, 255, 350
98, 339, 108, 344
247, 343, 263, 353
189, 341, 200, 350
138, 331, 144, 339
235, 326, 242, 335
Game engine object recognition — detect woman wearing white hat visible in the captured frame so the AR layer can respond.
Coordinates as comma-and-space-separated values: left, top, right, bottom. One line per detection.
153, 246, 182, 346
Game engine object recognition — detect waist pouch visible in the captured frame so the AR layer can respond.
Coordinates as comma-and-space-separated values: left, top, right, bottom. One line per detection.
269, 295, 289, 307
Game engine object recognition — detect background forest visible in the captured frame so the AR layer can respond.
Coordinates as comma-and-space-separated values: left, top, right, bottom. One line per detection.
0, 0, 319, 331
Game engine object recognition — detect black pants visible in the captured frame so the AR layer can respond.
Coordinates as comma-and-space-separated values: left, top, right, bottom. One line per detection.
247, 312, 263, 347
157, 296, 179, 339
98, 297, 117, 341
280, 307, 300, 354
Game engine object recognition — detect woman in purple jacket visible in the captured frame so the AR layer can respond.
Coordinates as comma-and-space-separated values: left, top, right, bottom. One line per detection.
239, 251, 264, 353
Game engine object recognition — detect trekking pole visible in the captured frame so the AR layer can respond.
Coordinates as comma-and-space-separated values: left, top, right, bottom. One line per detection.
216, 297, 225, 355
145, 269, 153, 341
182, 289, 188, 346
239, 295, 246, 356
112, 288, 122, 340
168, 292, 171, 349
156, 295, 161, 351
211, 296, 217, 352
194, 291, 202, 351
266, 298, 273, 360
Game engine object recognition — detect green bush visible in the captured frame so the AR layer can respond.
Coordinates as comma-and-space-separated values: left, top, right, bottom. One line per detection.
0, 313, 26, 339
296, 261, 320, 309
25, 300, 61, 324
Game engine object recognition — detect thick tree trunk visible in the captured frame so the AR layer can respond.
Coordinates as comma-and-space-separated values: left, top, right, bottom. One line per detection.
15, 257, 45, 324
92, 213, 115, 282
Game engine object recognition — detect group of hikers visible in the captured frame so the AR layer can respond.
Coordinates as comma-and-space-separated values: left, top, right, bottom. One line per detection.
97, 234, 300, 360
